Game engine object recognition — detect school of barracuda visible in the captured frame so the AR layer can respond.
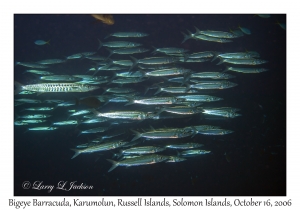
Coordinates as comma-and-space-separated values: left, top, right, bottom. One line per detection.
14, 26, 269, 172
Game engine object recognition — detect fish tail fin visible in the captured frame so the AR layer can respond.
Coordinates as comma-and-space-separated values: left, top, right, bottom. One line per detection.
193, 26, 201, 34
46, 40, 50, 45
124, 98, 134, 106
106, 159, 119, 172
70, 149, 81, 159
222, 66, 229, 72
77, 131, 82, 137
182, 53, 189, 62
130, 129, 142, 141
97, 39, 103, 50
151, 46, 158, 54
129, 56, 138, 71
106, 48, 113, 58
181, 31, 191, 44
104, 34, 111, 39
216, 58, 224, 65
91, 108, 100, 116
211, 52, 219, 62
153, 87, 162, 95
14, 81, 24, 95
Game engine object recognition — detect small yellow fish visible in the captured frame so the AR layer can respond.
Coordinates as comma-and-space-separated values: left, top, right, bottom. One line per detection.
91, 14, 114, 25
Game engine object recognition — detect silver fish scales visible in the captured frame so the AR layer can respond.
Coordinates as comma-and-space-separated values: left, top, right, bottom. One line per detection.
15, 82, 99, 93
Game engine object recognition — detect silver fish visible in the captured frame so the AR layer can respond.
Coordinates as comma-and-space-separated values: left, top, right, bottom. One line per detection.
165, 143, 204, 149
15, 82, 99, 93
27, 127, 58, 131
71, 140, 126, 159
36, 59, 66, 65
15, 62, 48, 69
24, 70, 54, 75
197, 128, 234, 135
53, 120, 78, 126
106, 154, 168, 172
225, 66, 269, 73
105, 32, 149, 39
179, 149, 211, 157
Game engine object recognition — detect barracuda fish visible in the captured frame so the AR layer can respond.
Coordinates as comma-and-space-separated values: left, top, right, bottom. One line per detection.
105, 32, 149, 39
18, 119, 47, 124
108, 59, 133, 67
103, 87, 135, 94
27, 127, 58, 131
180, 101, 203, 107
111, 77, 147, 84
24, 70, 54, 75
144, 68, 191, 77
85, 54, 107, 61
57, 101, 76, 106
81, 117, 108, 124
92, 110, 156, 120
225, 66, 269, 73
119, 155, 142, 160
193, 125, 221, 132
69, 110, 91, 117
97, 65, 128, 71
152, 47, 189, 55
202, 109, 242, 118
197, 128, 234, 135
66, 52, 94, 60
14, 121, 28, 126
44, 100, 64, 104
66, 53, 84, 59
188, 81, 238, 89
154, 86, 192, 95
106, 154, 168, 172
188, 72, 235, 79
131, 56, 180, 65
156, 106, 203, 115
214, 51, 260, 60
17, 114, 51, 119
125, 96, 185, 106
165, 143, 204, 149
166, 156, 187, 162
115, 146, 166, 158
15, 62, 49, 69
18, 91, 36, 95
195, 27, 240, 39
75, 80, 109, 85
14, 82, 99, 94
72, 75, 95, 80
217, 58, 268, 65
179, 57, 211, 63
179, 149, 211, 157
71, 140, 127, 159
115, 71, 144, 78
40, 75, 81, 82
107, 47, 149, 57
195, 34, 233, 43
78, 126, 110, 136
53, 120, 78, 126
22, 107, 55, 111
98, 40, 142, 49
185, 51, 216, 60
36, 59, 66, 65
131, 127, 195, 141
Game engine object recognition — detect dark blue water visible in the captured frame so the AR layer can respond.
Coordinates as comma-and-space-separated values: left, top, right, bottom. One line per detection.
14, 14, 286, 196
